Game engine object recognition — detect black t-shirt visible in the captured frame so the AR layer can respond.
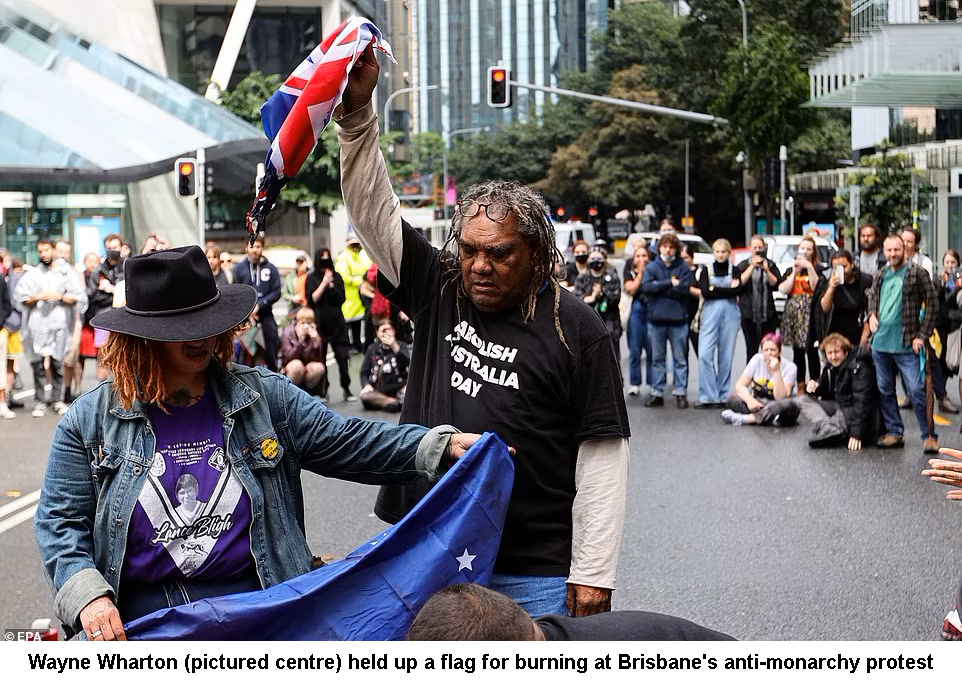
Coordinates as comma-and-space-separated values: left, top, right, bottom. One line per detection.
376, 221, 630, 576
537, 611, 736, 641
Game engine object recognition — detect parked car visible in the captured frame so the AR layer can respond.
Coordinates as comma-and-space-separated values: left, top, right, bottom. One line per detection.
555, 221, 597, 262
623, 231, 713, 267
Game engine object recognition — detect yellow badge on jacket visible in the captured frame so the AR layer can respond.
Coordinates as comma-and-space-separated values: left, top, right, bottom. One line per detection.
261, 438, 279, 459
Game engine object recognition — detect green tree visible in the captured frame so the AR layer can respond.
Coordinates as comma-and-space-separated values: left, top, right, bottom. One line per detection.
536, 65, 680, 211
712, 22, 815, 161
220, 71, 343, 213
835, 149, 931, 236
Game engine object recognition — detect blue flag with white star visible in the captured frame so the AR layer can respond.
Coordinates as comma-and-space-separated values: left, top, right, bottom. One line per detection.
123, 433, 513, 640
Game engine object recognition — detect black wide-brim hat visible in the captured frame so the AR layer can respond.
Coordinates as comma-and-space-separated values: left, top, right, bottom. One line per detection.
91, 245, 257, 342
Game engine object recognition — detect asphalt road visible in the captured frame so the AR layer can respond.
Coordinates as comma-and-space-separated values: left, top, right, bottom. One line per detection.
1, 337, 960, 641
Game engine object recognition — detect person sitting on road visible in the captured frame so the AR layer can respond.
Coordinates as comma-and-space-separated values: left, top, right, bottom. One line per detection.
405, 583, 735, 641
721, 332, 799, 427
359, 321, 409, 413
279, 307, 327, 394
797, 333, 878, 449
34, 246, 484, 641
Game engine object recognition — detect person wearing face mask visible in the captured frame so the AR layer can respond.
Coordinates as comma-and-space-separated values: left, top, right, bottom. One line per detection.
694, 239, 741, 409
13, 237, 87, 418
86, 234, 125, 324
574, 247, 622, 345
642, 233, 692, 408
564, 240, 591, 287
305, 248, 356, 402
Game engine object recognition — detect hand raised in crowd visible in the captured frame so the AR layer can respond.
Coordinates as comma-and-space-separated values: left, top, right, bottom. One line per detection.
566, 584, 612, 617
342, 43, 380, 113
80, 596, 127, 641
766, 354, 780, 372
922, 449, 962, 499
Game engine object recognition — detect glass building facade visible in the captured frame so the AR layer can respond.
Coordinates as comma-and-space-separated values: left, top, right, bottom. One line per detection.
414, 0, 614, 135
156, 4, 324, 92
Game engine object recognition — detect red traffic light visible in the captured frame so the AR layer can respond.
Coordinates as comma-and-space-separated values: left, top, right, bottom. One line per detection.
487, 66, 511, 108
174, 157, 198, 198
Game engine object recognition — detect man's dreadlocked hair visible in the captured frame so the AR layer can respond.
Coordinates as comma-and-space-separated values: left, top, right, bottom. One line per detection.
439, 180, 569, 351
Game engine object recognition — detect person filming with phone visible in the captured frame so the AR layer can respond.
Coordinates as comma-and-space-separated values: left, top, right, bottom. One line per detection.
735, 235, 782, 364
817, 250, 872, 350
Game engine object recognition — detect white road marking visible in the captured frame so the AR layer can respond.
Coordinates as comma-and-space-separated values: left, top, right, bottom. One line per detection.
0, 504, 37, 535
0, 489, 42, 519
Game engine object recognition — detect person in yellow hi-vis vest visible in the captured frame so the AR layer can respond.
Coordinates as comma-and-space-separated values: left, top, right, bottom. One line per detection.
336, 231, 372, 352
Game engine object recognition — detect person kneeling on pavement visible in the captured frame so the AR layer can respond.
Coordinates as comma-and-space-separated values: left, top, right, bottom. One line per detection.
721, 332, 799, 427
798, 333, 878, 449
360, 321, 409, 413
280, 307, 327, 395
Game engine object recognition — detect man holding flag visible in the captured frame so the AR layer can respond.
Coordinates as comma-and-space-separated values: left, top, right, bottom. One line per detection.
332, 45, 630, 619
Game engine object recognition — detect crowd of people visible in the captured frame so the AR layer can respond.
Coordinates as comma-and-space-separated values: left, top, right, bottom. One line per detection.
608, 222, 960, 456
22, 44, 962, 642
0, 225, 415, 421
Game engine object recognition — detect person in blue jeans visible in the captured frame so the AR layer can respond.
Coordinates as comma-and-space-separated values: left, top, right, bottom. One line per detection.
867, 234, 940, 453
695, 238, 742, 409
642, 233, 692, 408
623, 244, 652, 397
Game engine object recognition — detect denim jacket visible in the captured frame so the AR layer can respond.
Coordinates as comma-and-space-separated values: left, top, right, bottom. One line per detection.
35, 363, 453, 630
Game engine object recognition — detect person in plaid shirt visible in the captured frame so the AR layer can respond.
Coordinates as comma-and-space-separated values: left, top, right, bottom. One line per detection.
867, 234, 939, 452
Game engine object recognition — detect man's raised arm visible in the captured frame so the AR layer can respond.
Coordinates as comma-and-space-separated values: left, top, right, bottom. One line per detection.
334, 44, 403, 287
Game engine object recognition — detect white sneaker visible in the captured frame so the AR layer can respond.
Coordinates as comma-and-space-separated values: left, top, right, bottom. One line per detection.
627, 385, 640, 397
53, 401, 69, 416
0, 404, 15, 420
32, 402, 48, 418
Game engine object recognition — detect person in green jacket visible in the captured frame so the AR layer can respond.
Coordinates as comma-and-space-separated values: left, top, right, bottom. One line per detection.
336, 232, 372, 352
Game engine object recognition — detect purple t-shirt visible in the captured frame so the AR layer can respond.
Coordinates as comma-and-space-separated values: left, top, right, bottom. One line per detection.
122, 389, 254, 583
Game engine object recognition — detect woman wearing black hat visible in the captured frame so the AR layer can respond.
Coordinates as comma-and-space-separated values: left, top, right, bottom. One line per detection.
34, 246, 482, 641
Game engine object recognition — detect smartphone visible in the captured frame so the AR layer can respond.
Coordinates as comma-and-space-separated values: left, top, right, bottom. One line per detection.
834, 264, 844, 282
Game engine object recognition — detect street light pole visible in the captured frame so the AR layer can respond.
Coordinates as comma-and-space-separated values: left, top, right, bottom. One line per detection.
382, 84, 440, 135
779, 145, 788, 232
736, 0, 752, 244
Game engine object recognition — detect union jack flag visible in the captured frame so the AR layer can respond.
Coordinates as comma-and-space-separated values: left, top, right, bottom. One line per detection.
246, 16, 395, 244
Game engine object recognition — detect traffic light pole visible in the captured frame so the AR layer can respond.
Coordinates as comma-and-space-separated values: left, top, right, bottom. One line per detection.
505, 79, 728, 126
197, 147, 206, 248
